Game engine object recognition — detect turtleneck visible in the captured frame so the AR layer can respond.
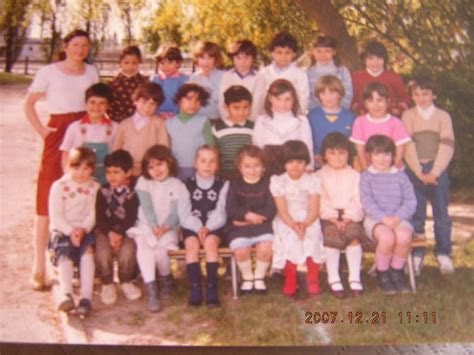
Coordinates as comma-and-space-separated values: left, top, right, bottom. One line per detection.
195, 174, 215, 189
315, 61, 337, 74
177, 112, 194, 123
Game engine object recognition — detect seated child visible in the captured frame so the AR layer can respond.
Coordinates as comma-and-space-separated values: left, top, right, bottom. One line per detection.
315, 133, 365, 298
360, 135, 417, 294
150, 45, 189, 119
212, 85, 254, 180
180, 146, 229, 307
60, 83, 118, 185
95, 150, 141, 305
49, 147, 100, 316
113, 82, 169, 176
270, 140, 324, 299
226, 145, 276, 294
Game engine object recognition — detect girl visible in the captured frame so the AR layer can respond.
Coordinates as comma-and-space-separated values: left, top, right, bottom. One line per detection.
226, 145, 276, 294
108, 45, 148, 123
180, 146, 229, 307
360, 135, 417, 294
127, 145, 182, 312
270, 140, 324, 299
188, 41, 225, 120
307, 35, 353, 111
252, 79, 314, 176
315, 133, 365, 298
49, 147, 100, 316
350, 82, 411, 170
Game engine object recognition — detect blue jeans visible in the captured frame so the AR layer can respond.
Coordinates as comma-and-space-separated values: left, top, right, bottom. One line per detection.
407, 161, 452, 257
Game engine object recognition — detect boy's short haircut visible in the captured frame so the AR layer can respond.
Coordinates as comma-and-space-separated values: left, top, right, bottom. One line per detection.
155, 45, 183, 63
365, 134, 396, 161
141, 145, 178, 179
235, 144, 265, 170
269, 31, 299, 53
224, 85, 253, 105
133, 82, 165, 105
360, 40, 389, 68
362, 81, 390, 101
313, 35, 338, 49
119, 45, 142, 62
315, 75, 345, 98
227, 40, 258, 60
408, 78, 437, 96
282, 140, 310, 165
174, 83, 210, 106
193, 41, 223, 68
68, 147, 96, 169
320, 132, 354, 164
85, 83, 114, 103
104, 149, 133, 172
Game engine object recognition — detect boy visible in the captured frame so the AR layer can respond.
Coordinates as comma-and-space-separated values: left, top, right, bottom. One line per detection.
218, 40, 266, 121
259, 32, 310, 114
212, 85, 255, 180
308, 75, 355, 167
95, 150, 141, 305
402, 78, 455, 275
150, 45, 188, 119
113, 82, 170, 176
60, 83, 118, 185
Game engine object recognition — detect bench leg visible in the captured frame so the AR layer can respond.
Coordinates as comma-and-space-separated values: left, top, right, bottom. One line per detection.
407, 251, 416, 293
231, 256, 238, 300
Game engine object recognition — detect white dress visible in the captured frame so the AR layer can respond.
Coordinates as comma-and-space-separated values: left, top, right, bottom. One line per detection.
270, 172, 324, 266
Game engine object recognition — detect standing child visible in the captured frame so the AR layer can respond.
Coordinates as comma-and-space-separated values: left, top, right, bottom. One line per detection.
166, 83, 214, 180
95, 150, 141, 305
350, 82, 411, 170
60, 83, 118, 185
315, 133, 365, 298
212, 85, 254, 180
113, 82, 169, 176
260, 32, 310, 114
360, 135, 417, 294
403, 79, 455, 274
150, 45, 189, 119
188, 41, 225, 120
128, 145, 182, 312
180, 146, 229, 307
49, 147, 100, 316
307, 35, 353, 111
270, 140, 324, 299
226, 145, 276, 294
108, 46, 148, 123
352, 40, 409, 116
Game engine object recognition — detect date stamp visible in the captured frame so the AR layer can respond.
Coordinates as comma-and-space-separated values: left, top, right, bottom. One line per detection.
304, 311, 438, 325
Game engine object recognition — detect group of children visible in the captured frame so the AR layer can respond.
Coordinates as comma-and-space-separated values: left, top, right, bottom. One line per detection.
44, 30, 455, 316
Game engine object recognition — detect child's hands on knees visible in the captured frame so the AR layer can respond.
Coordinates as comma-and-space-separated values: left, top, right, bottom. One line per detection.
198, 227, 209, 245
245, 211, 267, 224
382, 216, 401, 229
71, 228, 86, 247
108, 231, 124, 252
291, 222, 306, 240
153, 225, 171, 239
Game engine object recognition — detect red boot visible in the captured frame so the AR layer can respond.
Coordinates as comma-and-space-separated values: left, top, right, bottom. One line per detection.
283, 261, 297, 299
306, 257, 321, 297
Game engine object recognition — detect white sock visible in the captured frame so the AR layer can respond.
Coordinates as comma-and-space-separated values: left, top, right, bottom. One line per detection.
58, 257, 73, 295
254, 260, 270, 290
79, 253, 95, 300
325, 247, 343, 291
136, 238, 156, 283
155, 247, 171, 277
237, 259, 253, 281
346, 244, 363, 290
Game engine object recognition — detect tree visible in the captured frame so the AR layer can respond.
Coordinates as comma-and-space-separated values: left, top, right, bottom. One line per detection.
33, 0, 65, 63
116, 0, 145, 44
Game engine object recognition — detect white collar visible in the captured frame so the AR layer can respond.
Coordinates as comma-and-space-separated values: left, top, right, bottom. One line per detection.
222, 117, 247, 127
368, 165, 398, 174
416, 104, 435, 120
367, 113, 391, 123
119, 70, 139, 78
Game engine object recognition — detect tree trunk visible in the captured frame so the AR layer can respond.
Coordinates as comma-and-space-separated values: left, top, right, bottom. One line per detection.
294, 0, 361, 71
4, 25, 17, 73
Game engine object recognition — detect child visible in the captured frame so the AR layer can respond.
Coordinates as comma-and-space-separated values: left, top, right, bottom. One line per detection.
308, 75, 355, 166
270, 140, 324, 299
402, 79, 455, 275
113, 82, 170, 176
218, 40, 266, 120
226, 145, 276, 294
60, 83, 118, 185
150, 45, 189, 119
350, 82, 411, 170
360, 135, 417, 294
212, 85, 255, 180
260, 32, 310, 114
307, 35, 353, 111
315, 133, 365, 298
49, 147, 100, 316
188, 41, 225, 120
127, 145, 182, 312
95, 150, 141, 305
352, 40, 409, 116
108, 45, 148, 122
180, 146, 229, 306
166, 83, 214, 180
253, 79, 314, 176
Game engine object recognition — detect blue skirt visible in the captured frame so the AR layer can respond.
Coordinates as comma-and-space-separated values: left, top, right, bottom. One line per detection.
49, 230, 95, 266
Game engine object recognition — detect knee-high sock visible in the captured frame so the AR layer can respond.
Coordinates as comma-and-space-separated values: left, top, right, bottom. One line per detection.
345, 244, 362, 282
325, 247, 342, 290
254, 260, 270, 290
306, 257, 321, 293
79, 253, 95, 300
136, 241, 156, 283
58, 257, 73, 295
154, 247, 171, 276
283, 261, 297, 295
237, 259, 253, 281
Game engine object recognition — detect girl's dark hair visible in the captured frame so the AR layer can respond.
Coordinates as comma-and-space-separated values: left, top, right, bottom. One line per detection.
104, 149, 133, 172
155, 45, 183, 63
133, 82, 165, 105
362, 81, 390, 101
264, 79, 300, 117
365, 135, 396, 162
63, 29, 90, 44
85, 83, 114, 103
228, 40, 258, 60
311, 35, 339, 65
360, 40, 388, 68
408, 78, 437, 96
320, 132, 354, 165
235, 144, 265, 170
269, 31, 299, 53
68, 147, 96, 169
193, 41, 224, 69
119, 45, 142, 62
141, 145, 178, 179
174, 83, 210, 106
282, 140, 310, 165
224, 85, 252, 105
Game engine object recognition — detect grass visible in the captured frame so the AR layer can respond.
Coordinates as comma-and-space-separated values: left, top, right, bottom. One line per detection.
0, 72, 33, 85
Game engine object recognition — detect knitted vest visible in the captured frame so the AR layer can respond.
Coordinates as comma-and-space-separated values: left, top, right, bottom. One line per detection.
185, 175, 225, 225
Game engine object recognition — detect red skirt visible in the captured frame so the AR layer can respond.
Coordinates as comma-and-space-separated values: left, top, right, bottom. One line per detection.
36, 112, 84, 216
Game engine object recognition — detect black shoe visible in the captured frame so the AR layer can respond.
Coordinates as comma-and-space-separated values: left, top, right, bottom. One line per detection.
253, 279, 267, 295
159, 275, 174, 300
377, 270, 397, 295
58, 293, 75, 312
145, 281, 161, 312
76, 298, 92, 317
390, 268, 411, 293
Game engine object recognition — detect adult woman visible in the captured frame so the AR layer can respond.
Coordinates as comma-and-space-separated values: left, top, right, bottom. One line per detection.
24, 29, 99, 290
